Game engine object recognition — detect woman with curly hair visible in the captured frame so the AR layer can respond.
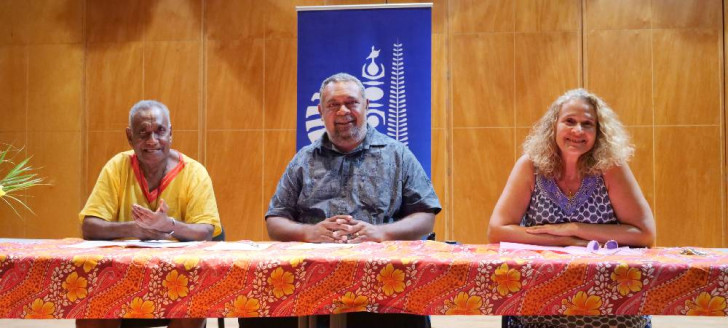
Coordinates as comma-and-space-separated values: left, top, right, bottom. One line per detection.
488, 89, 656, 328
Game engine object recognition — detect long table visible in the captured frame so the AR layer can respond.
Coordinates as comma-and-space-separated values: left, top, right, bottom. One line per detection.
0, 239, 726, 319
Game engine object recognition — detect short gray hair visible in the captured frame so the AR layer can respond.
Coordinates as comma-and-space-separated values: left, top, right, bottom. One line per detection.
318, 73, 366, 100
128, 100, 170, 127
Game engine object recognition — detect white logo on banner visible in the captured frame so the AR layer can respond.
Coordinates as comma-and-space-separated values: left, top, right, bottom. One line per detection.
387, 42, 408, 145
305, 43, 409, 144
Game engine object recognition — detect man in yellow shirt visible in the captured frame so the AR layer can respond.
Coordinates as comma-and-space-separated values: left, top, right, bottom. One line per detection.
78, 100, 221, 328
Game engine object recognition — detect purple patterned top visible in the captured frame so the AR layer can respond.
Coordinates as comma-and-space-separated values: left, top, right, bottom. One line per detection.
514, 174, 650, 328
522, 174, 617, 227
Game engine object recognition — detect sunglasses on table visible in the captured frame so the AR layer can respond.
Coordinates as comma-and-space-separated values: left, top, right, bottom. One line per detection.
586, 239, 619, 254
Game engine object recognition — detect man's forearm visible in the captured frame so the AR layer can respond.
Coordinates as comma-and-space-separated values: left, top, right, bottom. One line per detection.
167, 220, 214, 241
379, 212, 435, 241
81, 217, 140, 240
82, 216, 210, 241
266, 216, 308, 242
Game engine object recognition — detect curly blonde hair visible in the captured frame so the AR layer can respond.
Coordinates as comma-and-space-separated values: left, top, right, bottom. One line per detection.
522, 88, 634, 179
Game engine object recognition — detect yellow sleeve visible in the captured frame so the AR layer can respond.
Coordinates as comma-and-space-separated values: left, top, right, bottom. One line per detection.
79, 154, 123, 222
183, 162, 222, 238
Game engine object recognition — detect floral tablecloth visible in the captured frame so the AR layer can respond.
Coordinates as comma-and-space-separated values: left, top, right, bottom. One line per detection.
0, 239, 726, 319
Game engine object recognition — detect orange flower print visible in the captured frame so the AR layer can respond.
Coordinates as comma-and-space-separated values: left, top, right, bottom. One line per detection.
685, 292, 727, 316
445, 292, 483, 315
399, 257, 417, 265
163, 270, 189, 300
289, 257, 303, 268
562, 291, 602, 315
72, 255, 103, 273
62, 272, 88, 301
229, 295, 260, 317
377, 264, 405, 296
610, 264, 642, 296
124, 297, 155, 318
333, 292, 368, 314
490, 263, 521, 296
474, 247, 497, 256
25, 299, 54, 319
268, 267, 295, 298
132, 254, 152, 266
174, 256, 200, 271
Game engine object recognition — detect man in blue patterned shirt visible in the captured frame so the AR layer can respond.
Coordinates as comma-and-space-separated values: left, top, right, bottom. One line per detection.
266, 72, 441, 244
247, 73, 440, 328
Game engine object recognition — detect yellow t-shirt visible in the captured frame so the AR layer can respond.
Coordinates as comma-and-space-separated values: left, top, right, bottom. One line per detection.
79, 150, 222, 238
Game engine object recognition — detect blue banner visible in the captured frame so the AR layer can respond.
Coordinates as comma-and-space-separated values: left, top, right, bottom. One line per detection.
297, 5, 432, 175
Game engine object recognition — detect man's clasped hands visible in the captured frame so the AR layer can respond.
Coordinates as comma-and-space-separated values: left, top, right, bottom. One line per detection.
304, 215, 386, 244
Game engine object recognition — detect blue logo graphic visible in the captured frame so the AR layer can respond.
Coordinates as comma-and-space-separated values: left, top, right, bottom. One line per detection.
297, 6, 432, 175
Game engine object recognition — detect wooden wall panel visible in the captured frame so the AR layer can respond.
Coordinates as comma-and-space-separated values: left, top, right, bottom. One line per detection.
264, 38, 297, 130
514, 32, 580, 127
652, 0, 722, 29
173, 131, 200, 162
586, 30, 652, 126
145, 0, 201, 41
449, 0, 514, 34
452, 128, 514, 244
85, 132, 130, 194
390, 0, 448, 34
205, 0, 265, 41
144, 41, 201, 131
27, 44, 83, 132
27, 132, 82, 238
584, 0, 650, 30
17, 0, 83, 45
86, 0, 145, 43
262, 130, 297, 204
0, 0, 82, 45
627, 127, 655, 212
654, 29, 721, 126
0, 133, 26, 149
0, 46, 26, 131
206, 131, 265, 241
265, 0, 324, 38
262, 130, 297, 241
655, 127, 722, 247
451, 34, 514, 127
432, 128, 448, 240
206, 40, 265, 130
515, 0, 579, 32
0, 1, 23, 45
86, 43, 143, 131
725, 0, 728, 248
515, 128, 530, 156
432, 34, 447, 129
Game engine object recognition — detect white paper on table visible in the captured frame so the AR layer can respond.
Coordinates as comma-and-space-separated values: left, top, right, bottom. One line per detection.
205, 242, 273, 251
126, 240, 201, 248
499, 242, 642, 255
286, 243, 354, 250
64, 240, 200, 249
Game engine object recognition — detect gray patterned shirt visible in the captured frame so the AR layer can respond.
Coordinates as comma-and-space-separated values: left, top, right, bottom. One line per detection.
266, 126, 441, 225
